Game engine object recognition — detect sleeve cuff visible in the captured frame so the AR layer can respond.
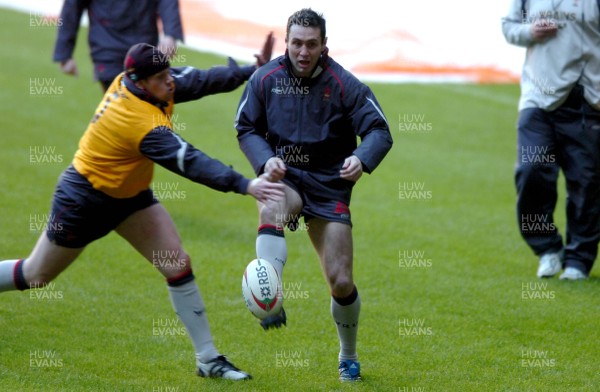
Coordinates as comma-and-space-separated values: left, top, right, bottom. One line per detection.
236, 177, 251, 195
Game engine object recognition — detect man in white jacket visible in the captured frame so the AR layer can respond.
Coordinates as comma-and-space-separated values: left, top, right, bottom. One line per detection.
502, 0, 600, 280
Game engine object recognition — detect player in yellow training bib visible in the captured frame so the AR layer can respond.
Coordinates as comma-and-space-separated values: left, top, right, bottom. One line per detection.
0, 37, 284, 381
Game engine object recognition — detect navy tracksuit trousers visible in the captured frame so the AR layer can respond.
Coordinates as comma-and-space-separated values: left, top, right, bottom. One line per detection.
516, 85, 600, 274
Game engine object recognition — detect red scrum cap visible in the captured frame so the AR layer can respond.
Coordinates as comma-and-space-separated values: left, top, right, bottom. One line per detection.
123, 43, 170, 81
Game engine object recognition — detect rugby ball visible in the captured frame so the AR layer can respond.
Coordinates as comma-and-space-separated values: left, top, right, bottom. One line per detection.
242, 258, 283, 320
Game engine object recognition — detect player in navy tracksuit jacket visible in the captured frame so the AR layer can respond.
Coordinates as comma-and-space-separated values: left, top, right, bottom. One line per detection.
53, 0, 184, 90
234, 8, 392, 382
237, 48, 391, 187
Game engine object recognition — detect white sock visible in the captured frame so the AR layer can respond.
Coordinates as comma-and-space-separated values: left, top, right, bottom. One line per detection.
256, 225, 287, 279
167, 279, 219, 364
331, 287, 360, 361
0, 259, 21, 292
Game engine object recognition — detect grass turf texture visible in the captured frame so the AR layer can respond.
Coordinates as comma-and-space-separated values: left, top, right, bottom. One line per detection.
1, 7, 599, 392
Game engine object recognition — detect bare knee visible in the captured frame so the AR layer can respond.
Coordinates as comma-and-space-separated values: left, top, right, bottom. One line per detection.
258, 188, 302, 227
259, 201, 285, 226
153, 248, 192, 279
330, 279, 354, 298
325, 269, 354, 298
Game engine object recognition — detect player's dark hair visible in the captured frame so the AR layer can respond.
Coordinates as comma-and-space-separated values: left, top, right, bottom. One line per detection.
286, 8, 326, 42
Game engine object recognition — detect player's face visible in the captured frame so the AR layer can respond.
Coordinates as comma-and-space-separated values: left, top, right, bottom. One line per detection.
286, 25, 326, 78
140, 69, 175, 102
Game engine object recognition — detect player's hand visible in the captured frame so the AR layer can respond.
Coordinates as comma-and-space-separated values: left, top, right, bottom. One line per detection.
255, 32, 275, 67
340, 155, 363, 182
158, 35, 177, 59
59, 58, 79, 77
247, 176, 285, 203
531, 19, 558, 42
263, 157, 286, 182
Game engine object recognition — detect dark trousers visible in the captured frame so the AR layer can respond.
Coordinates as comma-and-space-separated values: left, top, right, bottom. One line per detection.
515, 86, 600, 274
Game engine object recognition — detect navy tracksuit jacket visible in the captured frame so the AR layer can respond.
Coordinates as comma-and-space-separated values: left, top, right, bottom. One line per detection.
235, 51, 392, 179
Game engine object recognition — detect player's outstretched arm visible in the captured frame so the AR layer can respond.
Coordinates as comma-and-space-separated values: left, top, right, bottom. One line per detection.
141, 127, 283, 200
171, 59, 256, 103
171, 32, 274, 103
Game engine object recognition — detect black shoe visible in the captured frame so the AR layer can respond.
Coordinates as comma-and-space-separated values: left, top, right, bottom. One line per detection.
260, 308, 286, 330
197, 355, 252, 380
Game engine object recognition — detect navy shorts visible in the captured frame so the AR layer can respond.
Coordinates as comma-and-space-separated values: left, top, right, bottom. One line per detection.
282, 166, 354, 227
46, 166, 158, 248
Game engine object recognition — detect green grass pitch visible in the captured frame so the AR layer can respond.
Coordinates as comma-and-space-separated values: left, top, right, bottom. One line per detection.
1, 7, 599, 392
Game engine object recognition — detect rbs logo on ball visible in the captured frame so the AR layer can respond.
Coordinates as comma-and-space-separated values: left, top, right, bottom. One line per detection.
254, 263, 272, 294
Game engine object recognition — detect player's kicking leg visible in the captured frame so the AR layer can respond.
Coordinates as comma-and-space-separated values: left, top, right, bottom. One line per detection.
308, 219, 362, 382
0, 232, 83, 292
116, 203, 251, 380
255, 184, 302, 330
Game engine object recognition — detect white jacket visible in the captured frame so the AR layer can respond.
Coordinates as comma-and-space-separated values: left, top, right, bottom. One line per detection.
502, 0, 600, 111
